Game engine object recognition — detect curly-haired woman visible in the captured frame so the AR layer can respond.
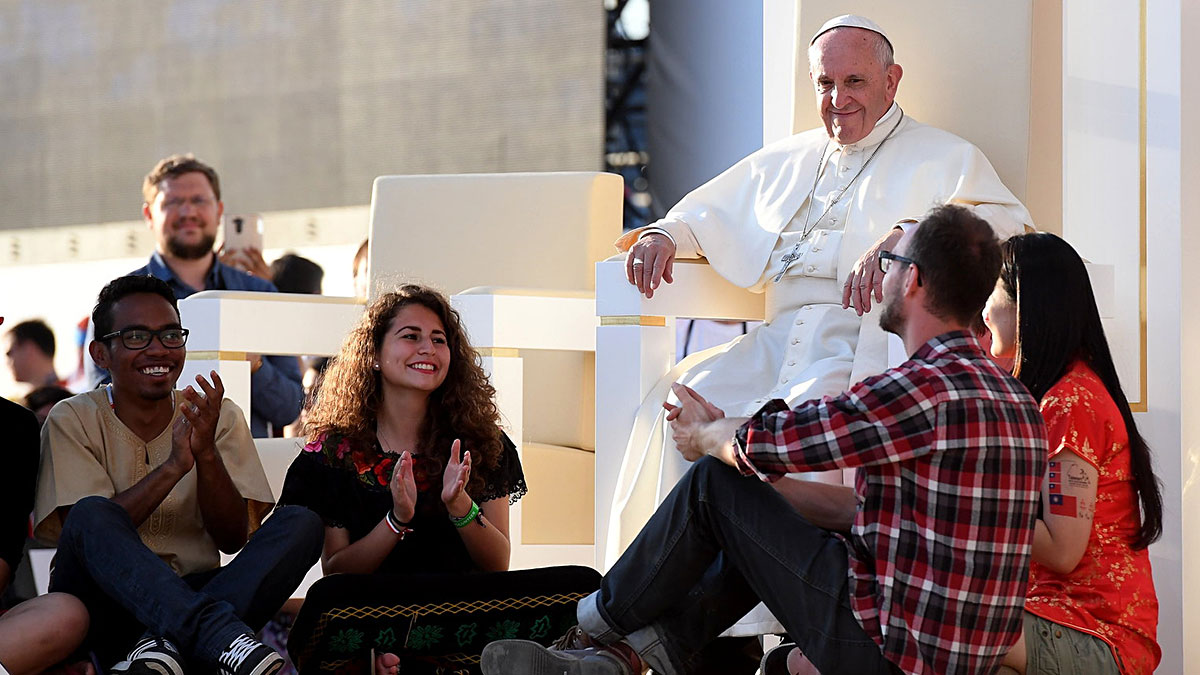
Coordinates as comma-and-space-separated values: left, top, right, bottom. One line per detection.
279, 284, 526, 673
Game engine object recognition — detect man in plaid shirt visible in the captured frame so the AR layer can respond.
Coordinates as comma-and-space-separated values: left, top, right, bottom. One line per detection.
483, 206, 1047, 675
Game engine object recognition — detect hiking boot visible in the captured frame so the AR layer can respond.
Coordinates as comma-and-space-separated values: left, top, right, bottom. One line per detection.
480, 638, 645, 675
216, 634, 283, 675
110, 637, 184, 675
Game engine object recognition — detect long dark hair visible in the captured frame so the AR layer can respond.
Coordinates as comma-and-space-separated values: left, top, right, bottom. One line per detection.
999, 233, 1162, 548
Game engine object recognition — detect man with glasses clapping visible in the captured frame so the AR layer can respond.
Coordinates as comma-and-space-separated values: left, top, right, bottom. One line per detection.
33, 275, 323, 675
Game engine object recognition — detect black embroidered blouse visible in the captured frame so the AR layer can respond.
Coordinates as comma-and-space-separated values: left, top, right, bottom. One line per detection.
278, 430, 526, 575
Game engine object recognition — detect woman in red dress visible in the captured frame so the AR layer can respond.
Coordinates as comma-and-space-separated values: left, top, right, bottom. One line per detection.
986, 233, 1162, 674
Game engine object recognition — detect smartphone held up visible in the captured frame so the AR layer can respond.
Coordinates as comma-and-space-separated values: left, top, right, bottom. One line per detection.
218, 213, 267, 277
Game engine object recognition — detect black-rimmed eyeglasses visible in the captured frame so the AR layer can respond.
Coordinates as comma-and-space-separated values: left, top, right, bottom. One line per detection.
99, 327, 190, 350
878, 250, 918, 274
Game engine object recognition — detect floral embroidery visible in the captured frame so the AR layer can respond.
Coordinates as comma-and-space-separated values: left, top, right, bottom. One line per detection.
375, 627, 398, 649
455, 623, 478, 647
329, 628, 365, 653
374, 455, 397, 485
485, 619, 520, 641
407, 625, 444, 650
529, 615, 552, 639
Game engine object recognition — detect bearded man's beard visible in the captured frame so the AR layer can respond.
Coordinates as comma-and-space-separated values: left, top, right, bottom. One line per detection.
167, 233, 216, 260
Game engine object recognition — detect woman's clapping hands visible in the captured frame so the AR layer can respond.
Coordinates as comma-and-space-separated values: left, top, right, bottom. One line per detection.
441, 439, 473, 515
389, 451, 417, 523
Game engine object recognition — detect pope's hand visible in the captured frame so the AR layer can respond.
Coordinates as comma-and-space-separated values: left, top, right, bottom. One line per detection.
842, 226, 904, 315
626, 233, 675, 299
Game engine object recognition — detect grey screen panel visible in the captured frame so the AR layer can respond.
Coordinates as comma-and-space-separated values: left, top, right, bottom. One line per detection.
0, 1, 605, 231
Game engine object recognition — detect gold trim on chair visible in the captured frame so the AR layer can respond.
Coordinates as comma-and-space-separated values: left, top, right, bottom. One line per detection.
474, 347, 521, 358
599, 316, 667, 327
185, 350, 249, 361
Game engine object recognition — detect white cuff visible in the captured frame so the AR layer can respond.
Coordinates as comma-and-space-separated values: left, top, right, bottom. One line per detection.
638, 227, 677, 249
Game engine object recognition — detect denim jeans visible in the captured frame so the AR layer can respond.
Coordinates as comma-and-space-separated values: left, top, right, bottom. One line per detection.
49, 496, 323, 668
579, 456, 900, 675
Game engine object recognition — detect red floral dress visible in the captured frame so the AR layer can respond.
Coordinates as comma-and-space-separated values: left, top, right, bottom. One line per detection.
1024, 361, 1160, 673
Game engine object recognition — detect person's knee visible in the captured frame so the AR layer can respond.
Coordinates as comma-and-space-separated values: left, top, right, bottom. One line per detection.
60, 496, 123, 545
689, 455, 738, 486
10, 593, 91, 649
268, 506, 324, 555
43, 592, 90, 640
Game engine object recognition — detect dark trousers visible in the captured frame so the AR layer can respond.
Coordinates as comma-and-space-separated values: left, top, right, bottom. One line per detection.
583, 456, 900, 675
50, 496, 323, 668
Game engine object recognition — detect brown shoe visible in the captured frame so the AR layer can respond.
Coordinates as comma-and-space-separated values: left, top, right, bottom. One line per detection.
552, 625, 598, 650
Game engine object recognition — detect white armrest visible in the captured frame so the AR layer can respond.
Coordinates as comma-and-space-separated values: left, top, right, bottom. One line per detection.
596, 258, 764, 321
178, 291, 364, 429
180, 291, 364, 356
452, 287, 596, 352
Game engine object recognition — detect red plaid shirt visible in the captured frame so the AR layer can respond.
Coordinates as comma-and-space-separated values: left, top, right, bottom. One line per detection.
734, 332, 1047, 674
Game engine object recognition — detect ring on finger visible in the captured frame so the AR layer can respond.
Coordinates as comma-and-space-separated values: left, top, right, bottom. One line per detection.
632, 258, 645, 266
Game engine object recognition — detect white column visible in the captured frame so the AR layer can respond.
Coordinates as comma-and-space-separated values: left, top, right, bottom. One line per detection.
594, 319, 675, 569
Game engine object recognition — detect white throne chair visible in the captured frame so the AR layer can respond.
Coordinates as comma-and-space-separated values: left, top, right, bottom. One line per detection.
366, 172, 622, 569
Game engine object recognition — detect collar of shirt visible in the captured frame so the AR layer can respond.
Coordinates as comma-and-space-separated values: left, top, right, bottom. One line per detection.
911, 329, 986, 363
838, 102, 901, 154
144, 250, 223, 298
141, 251, 276, 298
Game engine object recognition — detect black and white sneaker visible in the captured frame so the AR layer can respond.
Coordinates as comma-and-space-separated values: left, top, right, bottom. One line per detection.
110, 637, 185, 675
216, 634, 283, 675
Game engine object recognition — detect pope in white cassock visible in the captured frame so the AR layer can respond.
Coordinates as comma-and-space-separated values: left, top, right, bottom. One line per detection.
606, 14, 1034, 597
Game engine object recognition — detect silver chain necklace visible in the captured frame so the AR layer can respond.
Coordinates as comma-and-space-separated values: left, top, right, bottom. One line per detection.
771, 107, 905, 283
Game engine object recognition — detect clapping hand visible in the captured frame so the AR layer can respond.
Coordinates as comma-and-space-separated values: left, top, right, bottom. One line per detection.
441, 439, 473, 513
389, 452, 417, 523
180, 371, 223, 457
169, 370, 224, 472
664, 383, 725, 461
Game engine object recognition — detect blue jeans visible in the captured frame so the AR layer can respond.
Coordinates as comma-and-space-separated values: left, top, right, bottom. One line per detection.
49, 496, 323, 668
580, 457, 900, 675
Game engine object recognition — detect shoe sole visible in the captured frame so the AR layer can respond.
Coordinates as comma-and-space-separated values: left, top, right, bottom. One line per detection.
481, 640, 624, 675
110, 653, 184, 675
111, 664, 180, 675
242, 653, 284, 675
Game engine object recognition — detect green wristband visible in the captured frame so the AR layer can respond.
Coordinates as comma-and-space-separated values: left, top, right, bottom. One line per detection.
450, 500, 481, 529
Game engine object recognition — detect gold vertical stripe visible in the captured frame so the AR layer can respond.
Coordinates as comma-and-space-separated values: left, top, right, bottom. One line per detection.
1132, 0, 1148, 413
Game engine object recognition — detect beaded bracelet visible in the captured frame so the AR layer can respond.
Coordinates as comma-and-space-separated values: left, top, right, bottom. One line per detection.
385, 510, 413, 538
450, 500, 482, 529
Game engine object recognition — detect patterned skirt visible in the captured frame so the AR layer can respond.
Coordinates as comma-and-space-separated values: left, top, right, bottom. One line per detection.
288, 565, 602, 674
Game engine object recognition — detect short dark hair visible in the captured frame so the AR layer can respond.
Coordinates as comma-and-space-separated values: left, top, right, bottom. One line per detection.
270, 253, 325, 295
143, 154, 221, 203
9, 319, 55, 358
92, 275, 180, 339
905, 204, 1002, 324
24, 385, 72, 414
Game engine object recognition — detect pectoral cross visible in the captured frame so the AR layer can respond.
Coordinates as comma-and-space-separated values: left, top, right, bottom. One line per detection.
772, 247, 804, 283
